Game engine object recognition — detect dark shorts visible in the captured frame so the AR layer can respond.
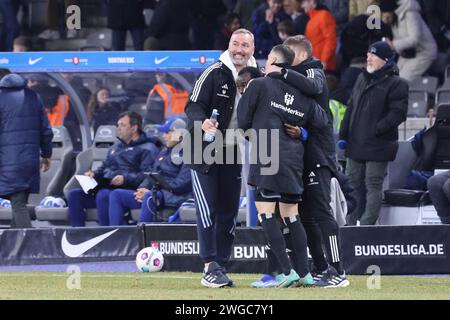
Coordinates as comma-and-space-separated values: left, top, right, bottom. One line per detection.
253, 188, 301, 204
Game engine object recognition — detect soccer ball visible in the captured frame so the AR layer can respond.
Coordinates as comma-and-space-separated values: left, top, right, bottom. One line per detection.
135, 247, 164, 272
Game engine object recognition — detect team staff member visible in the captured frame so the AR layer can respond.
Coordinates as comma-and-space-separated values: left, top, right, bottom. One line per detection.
0, 70, 53, 228
281, 35, 349, 287
184, 28, 257, 288
238, 44, 328, 287
67, 112, 159, 227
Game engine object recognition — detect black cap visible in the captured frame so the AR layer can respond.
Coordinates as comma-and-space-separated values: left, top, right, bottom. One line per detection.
368, 41, 394, 62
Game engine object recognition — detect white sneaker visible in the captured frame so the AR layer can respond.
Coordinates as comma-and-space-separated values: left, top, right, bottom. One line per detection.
66, 29, 77, 39
38, 29, 60, 40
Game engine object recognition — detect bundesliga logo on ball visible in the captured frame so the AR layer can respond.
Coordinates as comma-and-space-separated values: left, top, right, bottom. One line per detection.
135, 247, 164, 272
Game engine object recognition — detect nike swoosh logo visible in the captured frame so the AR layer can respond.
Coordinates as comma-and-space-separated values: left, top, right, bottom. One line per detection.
61, 229, 119, 257
28, 57, 43, 65
154, 56, 169, 65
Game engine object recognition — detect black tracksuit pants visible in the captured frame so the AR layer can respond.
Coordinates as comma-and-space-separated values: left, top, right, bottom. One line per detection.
300, 166, 343, 273
191, 163, 242, 266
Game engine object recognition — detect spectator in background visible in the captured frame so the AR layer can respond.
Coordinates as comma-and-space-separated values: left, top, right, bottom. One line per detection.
144, 0, 191, 50
0, 0, 19, 51
13, 36, 32, 52
234, 0, 265, 30
277, 19, 297, 42
67, 112, 159, 227
38, 0, 77, 40
191, 0, 227, 49
339, 14, 392, 67
61, 73, 92, 107
319, 0, 349, 34
214, 13, 242, 50
349, 0, 380, 21
144, 73, 189, 125
301, 0, 337, 72
252, 0, 291, 58
380, 0, 438, 82
339, 41, 408, 225
0, 69, 53, 228
106, 0, 145, 51
418, 0, 450, 53
291, 0, 309, 35
28, 75, 83, 151
27, 75, 70, 127
87, 87, 123, 134
108, 118, 192, 225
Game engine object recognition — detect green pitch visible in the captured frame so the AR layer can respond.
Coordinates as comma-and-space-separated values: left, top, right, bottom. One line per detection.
1, 272, 450, 300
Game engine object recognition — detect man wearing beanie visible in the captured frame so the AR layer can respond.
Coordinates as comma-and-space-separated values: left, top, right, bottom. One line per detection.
338, 41, 408, 225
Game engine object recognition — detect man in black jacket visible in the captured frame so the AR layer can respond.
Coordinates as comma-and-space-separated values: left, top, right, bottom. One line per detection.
184, 28, 257, 288
339, 41, 408, 225
281, 35, 349, 288
238, 44, 328, 287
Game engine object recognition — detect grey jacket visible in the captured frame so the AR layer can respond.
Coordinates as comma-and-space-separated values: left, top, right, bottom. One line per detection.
392, 0, 437, 80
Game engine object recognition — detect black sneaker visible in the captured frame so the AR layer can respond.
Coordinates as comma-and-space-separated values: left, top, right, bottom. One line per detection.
311, 267, 327, 283
201, 262, 233, 288
217, 265, 235, 287
314, 266, 350, 288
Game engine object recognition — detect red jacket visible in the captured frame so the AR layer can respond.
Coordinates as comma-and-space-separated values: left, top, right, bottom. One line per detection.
305, 8, 337, 71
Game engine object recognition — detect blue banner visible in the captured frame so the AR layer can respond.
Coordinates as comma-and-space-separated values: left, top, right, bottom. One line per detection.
0, 51, 222, 73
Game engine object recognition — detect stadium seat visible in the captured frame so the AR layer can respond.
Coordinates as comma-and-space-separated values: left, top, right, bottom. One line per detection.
435, 89, 450, 105
408, 90, 428, 117
1, 126, 75, 222
81, 29, 112, 51
34, 126, 117, 222
129, 102, 147, 119
409, 90, 427, 103
385, 141, 418, 190
445, 65, 450, 80
105, 77, 126, 95
407, 100, 428, 117
409, 76, 438, 95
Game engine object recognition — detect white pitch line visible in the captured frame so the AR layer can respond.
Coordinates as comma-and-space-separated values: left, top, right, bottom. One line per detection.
0, 273, 256, 280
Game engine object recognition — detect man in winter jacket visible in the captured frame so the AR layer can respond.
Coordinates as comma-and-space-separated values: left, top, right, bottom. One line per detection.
184, 28, 257, 288
108, 118, 192, 225
339, 41, 408, 225
67, 111, 159, 227
238, 44, 328, 287
0, 69, 53, 228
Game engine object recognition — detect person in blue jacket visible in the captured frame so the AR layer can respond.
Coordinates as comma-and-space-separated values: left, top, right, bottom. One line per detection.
108, 117, 192, 225
67, 111, 159, 227
0, 69, 54, 228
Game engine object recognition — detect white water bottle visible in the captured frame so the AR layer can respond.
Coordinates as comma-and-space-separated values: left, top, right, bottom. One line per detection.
203, 109, 219, 142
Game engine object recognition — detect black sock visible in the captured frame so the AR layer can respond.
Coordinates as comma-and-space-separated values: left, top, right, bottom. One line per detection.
260, 213, 292, 275
265, 245, 280, 276
284, 216, 310, 277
